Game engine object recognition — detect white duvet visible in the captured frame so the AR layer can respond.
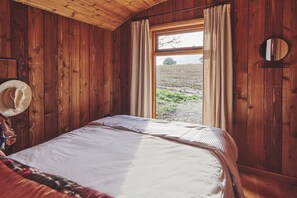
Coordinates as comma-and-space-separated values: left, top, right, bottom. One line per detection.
9, 115, 243, 198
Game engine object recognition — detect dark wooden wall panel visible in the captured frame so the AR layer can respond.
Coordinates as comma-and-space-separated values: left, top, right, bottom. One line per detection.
89, 27, 104, 120
0, 0, 10, 80
162, 0, 173, 23
0, 0, 10, 57
57, 16, 70, 134
0, 0, 113, 154
175, 1, 184, 21
96, 29, 104, 118
28, 7, 44, 146
246, 0, 265, 170
10, 1, 29, 152
112, 28, 122, 115
103, 30, 113, 116
282, 0, 297, 177
263, 0, 283, 173
89, 27, 99, 121
233, 0, 248, 165
114, 0, 297, 178
79, 23, 90, 126
120, 22, 131, 114
69, 20, 80, 131
43, 11, 58, 141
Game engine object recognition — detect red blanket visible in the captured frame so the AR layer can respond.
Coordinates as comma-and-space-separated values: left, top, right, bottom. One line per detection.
0, 157, 112, 198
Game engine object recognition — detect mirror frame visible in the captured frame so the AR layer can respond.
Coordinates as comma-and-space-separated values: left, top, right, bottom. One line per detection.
259, 37, 290, 62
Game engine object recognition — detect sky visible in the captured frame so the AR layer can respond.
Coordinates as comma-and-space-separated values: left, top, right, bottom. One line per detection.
156, 54, 203, 65
159, 31, 204, 49
156, 31, 204, 65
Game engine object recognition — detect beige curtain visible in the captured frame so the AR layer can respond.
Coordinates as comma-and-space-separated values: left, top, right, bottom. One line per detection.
203, 4, 233, 133
130, 19, 152, 118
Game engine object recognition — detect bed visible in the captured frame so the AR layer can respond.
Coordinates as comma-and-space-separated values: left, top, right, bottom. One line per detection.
4, 115, 244, 198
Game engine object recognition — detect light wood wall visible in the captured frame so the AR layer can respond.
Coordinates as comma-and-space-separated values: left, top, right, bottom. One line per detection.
113, 0, 297, 178
0, 0, 113, 153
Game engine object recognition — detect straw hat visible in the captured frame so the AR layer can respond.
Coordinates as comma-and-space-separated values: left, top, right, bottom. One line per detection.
0, 80, 32, 117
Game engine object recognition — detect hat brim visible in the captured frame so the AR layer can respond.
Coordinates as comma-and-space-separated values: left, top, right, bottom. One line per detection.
0, 80, 32, 117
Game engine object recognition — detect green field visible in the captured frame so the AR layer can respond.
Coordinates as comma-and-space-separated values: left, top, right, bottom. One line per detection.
156, 88, 201, 118
156, 64, 203, 123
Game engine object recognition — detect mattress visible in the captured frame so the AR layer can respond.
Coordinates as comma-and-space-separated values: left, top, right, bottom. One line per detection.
9, 115, 243, 198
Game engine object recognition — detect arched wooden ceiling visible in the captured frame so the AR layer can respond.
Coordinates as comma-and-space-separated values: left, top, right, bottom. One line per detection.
14, 0, 167, 30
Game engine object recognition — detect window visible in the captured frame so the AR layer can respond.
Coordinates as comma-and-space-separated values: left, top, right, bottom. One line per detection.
157, 31, 204, 50
151, 19, 204, 124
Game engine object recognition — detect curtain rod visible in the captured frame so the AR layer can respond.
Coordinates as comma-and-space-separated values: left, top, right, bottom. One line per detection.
132, 1, 231, 21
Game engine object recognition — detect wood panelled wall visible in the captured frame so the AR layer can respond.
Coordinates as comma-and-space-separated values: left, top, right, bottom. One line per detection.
0, 0, 113, 153
1, 0, 296, 179
113, 0, 297, 178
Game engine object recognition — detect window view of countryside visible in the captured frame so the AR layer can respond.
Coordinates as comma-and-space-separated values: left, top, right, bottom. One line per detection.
156, 54, 203, 124
155, 31, 203, 124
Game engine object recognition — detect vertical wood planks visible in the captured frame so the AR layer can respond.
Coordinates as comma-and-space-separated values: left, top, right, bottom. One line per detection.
0, 0, 10, 57
194, 0, 206, 18
10, 1, 29, 151
146, 3, 156, 25
103, 30, 113, 116
152, 2, 164, 25
175, 0, 184, 21
263, 0, 283, 173
162, 0, 173, 23
96, 28, 104, 118
89, 26, 99, 121
79, 23, 90, 126
120, 22, 131, 114
28, 7, 44, 146
1, 0, 113, 153
1, 0, 13, 154
58, 16, 70, 134
0, 0, 11, 77
233, 0, 249, 165
246, 0, 265, 169
44, 11, 58, 141
0, 62, 8, 79
182, 0, 195, 20
282, 0, 297, 178
69, 20, 80, 130
112, 27, 121, 115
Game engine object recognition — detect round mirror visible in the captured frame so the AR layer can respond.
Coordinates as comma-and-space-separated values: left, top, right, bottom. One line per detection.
259, 38, 289, 61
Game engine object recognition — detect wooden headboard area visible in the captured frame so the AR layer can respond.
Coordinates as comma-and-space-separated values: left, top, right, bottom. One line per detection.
0, 0, 297, 181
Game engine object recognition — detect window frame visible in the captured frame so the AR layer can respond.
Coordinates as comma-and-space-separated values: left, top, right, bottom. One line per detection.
155, 28, 204, 53
150, 19, 204, 118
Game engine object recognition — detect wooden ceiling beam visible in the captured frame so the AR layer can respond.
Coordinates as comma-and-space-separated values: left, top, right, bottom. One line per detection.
14, 0, 167, 30
67, 0, 125, 23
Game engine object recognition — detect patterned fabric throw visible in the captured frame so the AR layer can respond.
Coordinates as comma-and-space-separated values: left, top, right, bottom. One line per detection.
0, 123, 5, 150
0, 114, 17, 150
0, 157, 113, 198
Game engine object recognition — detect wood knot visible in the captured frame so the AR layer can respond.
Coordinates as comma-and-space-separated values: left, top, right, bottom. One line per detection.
35, 46, 41, 53
282, 76, 290, 81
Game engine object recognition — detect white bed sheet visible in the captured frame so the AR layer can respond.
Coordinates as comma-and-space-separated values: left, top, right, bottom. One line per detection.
10, 119, 235, 197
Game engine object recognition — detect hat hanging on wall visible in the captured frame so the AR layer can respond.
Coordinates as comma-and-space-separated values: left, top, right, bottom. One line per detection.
0, 80, 32, 117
